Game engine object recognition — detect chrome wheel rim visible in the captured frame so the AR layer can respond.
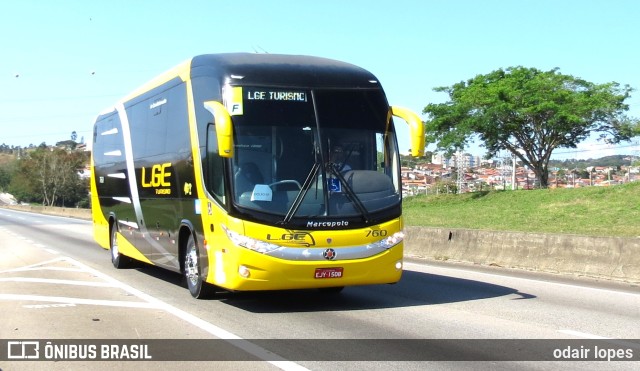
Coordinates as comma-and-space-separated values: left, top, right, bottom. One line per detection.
185, 247, 199, 286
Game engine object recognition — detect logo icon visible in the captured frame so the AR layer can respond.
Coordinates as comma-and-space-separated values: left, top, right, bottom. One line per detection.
8, 341, 40, 359
323, 248, 336, 260
328, 178, 342, 192
266, 232, 316, 247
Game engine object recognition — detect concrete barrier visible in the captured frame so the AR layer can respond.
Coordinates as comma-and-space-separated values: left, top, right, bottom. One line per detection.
404, 226, 640, 284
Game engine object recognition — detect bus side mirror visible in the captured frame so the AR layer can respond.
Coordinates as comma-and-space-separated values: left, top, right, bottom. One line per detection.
203, 101, 234, 158
391, 106, 425, 157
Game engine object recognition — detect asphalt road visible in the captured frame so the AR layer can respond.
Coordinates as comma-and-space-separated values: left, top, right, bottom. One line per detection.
0, 208, 638, 370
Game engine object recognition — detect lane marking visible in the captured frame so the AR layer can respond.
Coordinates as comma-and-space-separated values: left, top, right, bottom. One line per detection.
44, 224, 92, 235
24, 303, 77, 309
66, 257, 309, 371
0, 294, 160, 309
0, 254, 309, 371
558, 329, 609, 339
0, 256, 84, 274
404, 261, 640, 297
0, 277, 118, 287
0, 257, 69, 273
558, 330, 640, 349
4, 266, 85, 273
408, 262, 639, 344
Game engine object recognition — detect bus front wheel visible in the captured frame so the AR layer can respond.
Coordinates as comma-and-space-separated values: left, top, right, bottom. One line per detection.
184, 233, 214, 299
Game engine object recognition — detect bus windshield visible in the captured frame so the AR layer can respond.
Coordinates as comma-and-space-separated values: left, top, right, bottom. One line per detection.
225, 88, 401, 223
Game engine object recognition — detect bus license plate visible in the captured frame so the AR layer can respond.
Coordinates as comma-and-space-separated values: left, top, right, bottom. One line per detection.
314, 267, 343, 279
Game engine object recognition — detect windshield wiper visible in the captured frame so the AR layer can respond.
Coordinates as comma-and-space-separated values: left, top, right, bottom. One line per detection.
328, 164, 370, 224
280, 162, 321, 225
278, 161, 372, 226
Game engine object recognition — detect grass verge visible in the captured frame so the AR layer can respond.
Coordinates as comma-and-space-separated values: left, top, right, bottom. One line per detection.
402, 181, 640, 237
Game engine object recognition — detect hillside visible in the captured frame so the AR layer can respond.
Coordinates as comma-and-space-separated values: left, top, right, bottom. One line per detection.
0, 153, 16, 166
549, 154, 638, 169
402, 181, 640, 237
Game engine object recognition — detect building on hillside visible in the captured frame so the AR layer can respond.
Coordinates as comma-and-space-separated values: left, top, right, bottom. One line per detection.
432, 152, 481, 170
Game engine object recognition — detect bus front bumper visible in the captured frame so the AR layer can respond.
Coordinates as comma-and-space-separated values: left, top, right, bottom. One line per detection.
204, 243, 404, 292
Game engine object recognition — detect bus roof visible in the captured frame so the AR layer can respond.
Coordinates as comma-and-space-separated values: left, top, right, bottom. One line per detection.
190, 53, 381, 89
96, 53, 383, 121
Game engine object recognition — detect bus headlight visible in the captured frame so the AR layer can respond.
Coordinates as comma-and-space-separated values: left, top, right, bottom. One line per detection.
368, 231, 405, 250
221, 225, 282, 254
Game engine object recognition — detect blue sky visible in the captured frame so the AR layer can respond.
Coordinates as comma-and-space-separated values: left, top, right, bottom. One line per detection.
1, 0, 639, 160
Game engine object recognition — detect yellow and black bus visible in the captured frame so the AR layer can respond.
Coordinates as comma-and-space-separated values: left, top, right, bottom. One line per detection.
91, 53, 424, 298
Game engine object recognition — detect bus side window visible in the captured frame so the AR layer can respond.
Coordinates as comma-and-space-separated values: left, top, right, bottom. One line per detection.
206, 124, 225, 204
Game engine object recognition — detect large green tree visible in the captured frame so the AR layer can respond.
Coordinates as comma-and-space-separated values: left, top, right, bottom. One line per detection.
423, 66, 638, 188
9, 147, 89, 206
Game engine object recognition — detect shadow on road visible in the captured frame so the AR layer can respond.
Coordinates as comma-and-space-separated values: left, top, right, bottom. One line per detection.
133, 261, 535, 313
221, 269, 533, 313
219, 270, 535, 313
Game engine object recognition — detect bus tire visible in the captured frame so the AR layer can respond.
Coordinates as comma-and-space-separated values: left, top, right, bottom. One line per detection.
184, 233, 214, 299
110, 223, 131, 269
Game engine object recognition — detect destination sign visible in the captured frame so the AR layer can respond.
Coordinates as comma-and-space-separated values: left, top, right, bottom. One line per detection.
246, 89, 307, 102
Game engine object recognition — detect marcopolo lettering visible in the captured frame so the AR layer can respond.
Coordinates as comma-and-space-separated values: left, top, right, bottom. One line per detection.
306, 220, 349, 228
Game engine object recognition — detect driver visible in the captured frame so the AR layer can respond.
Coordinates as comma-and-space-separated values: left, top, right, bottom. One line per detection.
330, 145, 351, 172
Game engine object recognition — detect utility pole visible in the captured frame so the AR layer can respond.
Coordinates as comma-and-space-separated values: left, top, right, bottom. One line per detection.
501, 152, 510, 190
511, 154, 517, 190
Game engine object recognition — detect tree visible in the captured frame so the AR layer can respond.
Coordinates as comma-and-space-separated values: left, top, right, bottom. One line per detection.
0, 167, 11, 191
434, 179, 457, 194
10, 147, 89, 206
423, 66, 639, 188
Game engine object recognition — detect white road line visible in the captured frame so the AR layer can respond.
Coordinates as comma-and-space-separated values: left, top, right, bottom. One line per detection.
404, 261, 640, 297
0, 294, 160, 309
0, 256, 86, 274
558, 330, 640, 350
3, 266, 85, 273
0, 256, 70, 272
558, 329, 610, 339
1, 254, 309, 371
66, 256, 309, 371
24, 303, 76, 309
0, 277, 118, 287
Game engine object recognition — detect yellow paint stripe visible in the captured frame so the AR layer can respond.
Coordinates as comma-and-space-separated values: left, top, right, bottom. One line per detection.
120, 59, 192, 104
185, 61, 208, 219
90, 150, 110, 249
117, 232, 153, 264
